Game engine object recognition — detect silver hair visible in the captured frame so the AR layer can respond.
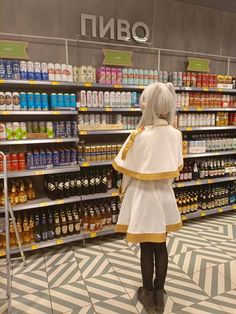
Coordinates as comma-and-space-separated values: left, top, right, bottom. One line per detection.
138, 82, 176, 127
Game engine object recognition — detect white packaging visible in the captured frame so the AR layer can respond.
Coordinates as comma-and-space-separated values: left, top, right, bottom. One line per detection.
73, 66, 79, 82
95, 114, 100, 125
67, 65, 73, 82
41, 62, 48, 73
98, 91, 104, 108
61, 64, 68, 82
54, 63, 62, 81
0, 92, 6, 110
84, 114, 90, 125
120, 92, 126, 108
0, 123, 6, 140
92, 91, 99, 107
90, 114, 95, 125
110, 92, 116, 108
34, 62, 41, 73
80, 90, 87, 107
20, 122, 27, 139
115, 92, 121, 108
126, 92, 132, 108
19, 61, 27, 72
87, 91, 93, 108
27, 61, 34, 73
78, 114, 84, 125
87, 65, 93, 75
104, 92, 110, 108
13, 92, 20, 110
48, 63, 55, 81
5, 92, 13, 111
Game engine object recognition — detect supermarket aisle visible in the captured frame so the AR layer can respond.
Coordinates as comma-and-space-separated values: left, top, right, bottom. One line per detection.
1, 212, 236, 314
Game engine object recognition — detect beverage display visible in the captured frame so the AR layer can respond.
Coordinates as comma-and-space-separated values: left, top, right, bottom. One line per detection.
73, 65, 96, 83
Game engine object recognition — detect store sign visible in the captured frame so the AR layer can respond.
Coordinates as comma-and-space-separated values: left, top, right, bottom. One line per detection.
81, 14, 150, 44
103, 49, 133, 66
187, 57, 210, 72
0, 40, 29, 59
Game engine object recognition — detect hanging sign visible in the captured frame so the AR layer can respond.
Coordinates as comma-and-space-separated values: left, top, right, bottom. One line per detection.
103, 49, 133, 66
187, 57, 210, 72
0, 40, 29, 59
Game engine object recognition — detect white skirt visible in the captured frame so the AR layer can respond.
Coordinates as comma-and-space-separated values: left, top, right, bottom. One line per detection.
115, 177, 182, 243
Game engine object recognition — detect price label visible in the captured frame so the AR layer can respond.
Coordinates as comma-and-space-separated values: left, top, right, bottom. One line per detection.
183, 107, 189, 111
130, 108, 138, 111
35, 170, 45, 175
113, 84, 122, 89
56, 139, 63, 143
182, 215, 187, 221
112, 192, 119, 196
56, 239, 64, 245
138, 85, 145, 89
52, 111, 61, 115
79, 131, 88, 135
218, 208, 223, 213
28, 80, 36, 84
217, 88, 223, 92
185, 87, 192, 91
208, 179, 214, 184
81, 162, 90, 167
57, 200, 65, 205
203, 87, 209, 91
84, 83, 92, 87
90, 232, 97, 238
186, 127, 193, 131
200, 212, 206, 217
177, 183, 185, 187
0, 250, 5, 257
105, 108, 112, 112
233, 204, 236, 210
31, 244, 39, 250
2, 111, 10, 115
39, 202, 48, 207
79, 107, 88, 111
196, 107, 203, 111
0, 79, 5, 84
196, 180, 201, 185
51, 81, 60, 85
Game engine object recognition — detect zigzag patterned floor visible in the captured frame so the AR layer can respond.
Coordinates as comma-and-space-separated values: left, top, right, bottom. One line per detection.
1, 212, 236, 313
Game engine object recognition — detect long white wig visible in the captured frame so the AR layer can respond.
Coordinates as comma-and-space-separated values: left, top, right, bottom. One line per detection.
138, 82, 176, 127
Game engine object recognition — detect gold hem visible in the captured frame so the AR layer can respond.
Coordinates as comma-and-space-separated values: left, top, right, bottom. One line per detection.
121, 128, 143, 160
112, 161, 182, 181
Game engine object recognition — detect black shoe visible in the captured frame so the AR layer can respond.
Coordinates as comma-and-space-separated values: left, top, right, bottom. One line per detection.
137, 287, 156, 314
154, 289, 166, 313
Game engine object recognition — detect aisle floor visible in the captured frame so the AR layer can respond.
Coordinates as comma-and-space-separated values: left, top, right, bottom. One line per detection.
1, 212, 236, 314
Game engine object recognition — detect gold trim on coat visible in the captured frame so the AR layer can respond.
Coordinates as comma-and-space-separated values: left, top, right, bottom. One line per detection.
113, 161, 183, 181
121, 128, 143, 160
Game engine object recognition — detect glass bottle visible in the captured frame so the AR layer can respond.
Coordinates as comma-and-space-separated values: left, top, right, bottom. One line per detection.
47, 209, 55, 240
70, 174, 76, 197
75, 172, 82, 196
73, 208, 81, 234
22, 216, 31, 245
61, 211, 68, 237
89, 210, 96, 232
107, 169, 113, 189
67, 209, 74, 236
28, 214, 34, 242
33, 213, 41, 243
89, 170, 95, 195
41, 212, 48, 241
54, 213, 61, 239
82, 171, 89, 195
57, 174, 64, 199
27, 180, 36, 200
18, 182, 28, 204
101, 169, 108, 193
10, 183, 19, 205
63, 174, 71, 198
95, 170, 101, 194
9, 221, 16, 247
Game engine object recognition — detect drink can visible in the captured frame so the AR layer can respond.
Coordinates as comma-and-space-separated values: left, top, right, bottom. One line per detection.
120, 92, 126, 108
110, 91, 116, 107
40, 149, 47, 167
19, 61, 27, 80
148, 70, 154, 84
104, 91, 110, 107
70, 148, 77, 164
48, 63, 55, 81
115, 92, 121, 108
139, 69, 144, 85
27, 121, 33, 133
89, 114, 95, 125
133, 69, 139, 85
5, 92, 13, 110
27, 92, 34, 110
0, 123, 6, 140
84, 114, 90, 125
153, 70, 158, 82
27, 61, 35, 80
67, 65, 73, 82
32, 121, 39, 133
98, 67, 106, 84
111, 68, 117, 85
13, 122, 21, 140
172, 72, 178, 86
116, 68, 122, 84
13, 92, 20, 110
61, 93, 69, 108
116, 114, 122, 124
0, 59, 6, 78
105, 67, 111, 85
50, 93, 57, 109
5, 60, 13, 79
54, 63, 62, 81
65, 149, 71, 163
158, 71, 163, 83
128, 68, 134, 85
61, 64, 68, 81
101, 114, 106, 124
143, 70, 149, 85
46, 149, 53, 166
46, 121, 54, 139
33, 62, 41, 81
6, 122, 13, 140
59, 149, 65, 164
41, 63, 48, 80
70, 94, 76, 109
59, 121, 66, 138
58, 93, 64, 108
20, 122, 27, 139
92, 91, 98, 107
26, 151, 34, 169
131, 92, 138, 107
98, 91, 104, 108
122, 68, 128, 85
126, 92, 132, 107
34, 92, 42, 110
52, 149, 60, 166
41, 93, 49, 110
177, 72, 183, 87
95, 114, 100, 125
33, 149, 40, 167
0, 92, 5, 110
12, 60, 20, 80
87, 91, 93, 107
78, 114, 84, 125
80, 90, 87, 107
163, 71, 168, 83
39, 121, 46, 133
65, 121, 72, 137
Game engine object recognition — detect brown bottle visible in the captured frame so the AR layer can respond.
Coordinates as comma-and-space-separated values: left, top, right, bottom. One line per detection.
22, 217, 31, 245
54, 213, 61, 239
83, 207, 90, 231
18, 182, 28, 204
106, 204, 112, 225
16, 219, 23, 244
28, 215, 35, 242
27, 181, 36, 200
67, 210, 74, 236
10, 183, 19, 205
9, 222, 16, 247
101, 205, 107, 227
73, 209, 81, 234
89, 210, 96, 232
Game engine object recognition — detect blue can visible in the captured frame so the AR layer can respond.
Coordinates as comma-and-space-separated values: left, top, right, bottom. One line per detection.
70, 149, 77, 164
27, 92, 35, 110
71, 121, 77, 137
39, 149, 47, 167
46, 149, 53, 166
33, 149, 40, 168
70, 94, 76, 109
19, 92, 27, 110
53, 121, 60, 138
131, 92, 138, 107
34, 93, 42, 110
65, 149, 71, 163
12, 60, 20, 80
27, 61, 35, 80
52, 149, 60, 166
41, 93, 49, 110
58, 93, 64, 108
0, 60, 6, 78
64, 93, 70, 108
65, 121, 72, 137
59, 149, 65, 164
5, 60, 13, 79
41, 63, 48, 81
59, 121, 66, 138
20, 61, 27, 80
26, 151, 34, 169
50, 93, 57, 109
34, 62, 41, 80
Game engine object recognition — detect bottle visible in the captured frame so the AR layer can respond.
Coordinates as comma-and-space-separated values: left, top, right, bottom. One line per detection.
209, 161, 214, 178
27, 180, 36, 200
95, 207, 102, 230
69, 174, 76, 197
83, 206, 90, 231
187, 164, 192, 181
101, 204, 107, 227
101, 169, 108, 193
95, 170, 102, 194
183, 164, 188, 181
204, 162, 209, 179
199, 162, 205, 180
89, 170, 95, 195
22, 216, 31, 245
61, 210, 68, 236
57, 174, 64, 199
18, 182, 28, 204
111, 201, 118, 224
67, 209, 74, 235
192, 162, 199, 180
54, 213, 61, 239
28, 215, 34, 242
63, 174, 71, 198
116, 172, 122, 189
82, 171, 89, 195
107, 169, 113, 189
106, 203, 112, 225
41, 212, 48, 241
75, 172, 82, 196
73, 208, 81, 234
47, 209, 55, 240
47, 175, 57, 200
89, 210, 96, 232
9, 222, 16, 247
10, 183, 19, 205
33, 213, 42, 243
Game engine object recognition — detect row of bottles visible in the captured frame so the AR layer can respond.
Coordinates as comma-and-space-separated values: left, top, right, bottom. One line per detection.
175, 183, 236, 215
45, 167, 122, 200
0, 198, 121, 248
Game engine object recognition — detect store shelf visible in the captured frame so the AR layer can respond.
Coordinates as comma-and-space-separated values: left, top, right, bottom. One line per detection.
4, 165, 80, 179
78, 107, 141, 112
185, 150, 236, 158
81, 189, 118, 201
84, 225, 115, 239
173, 176, 236, 188
0, 137, 79, 145
80, 161, 113, 167
79, 130, 132, 135
0, 110, 77, 116
176, 87, 236, 93
177, 107, 236, 112
182, 204, 236, 221
179, 126, 236, 131
0, 79, 78, 89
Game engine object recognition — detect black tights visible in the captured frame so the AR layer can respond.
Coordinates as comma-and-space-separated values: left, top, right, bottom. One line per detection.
140, 242, 168, 291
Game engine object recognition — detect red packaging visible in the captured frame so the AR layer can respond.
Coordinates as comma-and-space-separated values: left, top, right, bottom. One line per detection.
18, 153, 26, 170
0, 155, 3, 172
183, 72, 187, 86
10, 153, 19, 171
197, 73, 202, 87
191, 73, 197, 87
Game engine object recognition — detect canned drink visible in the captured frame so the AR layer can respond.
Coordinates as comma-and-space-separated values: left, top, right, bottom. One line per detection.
59, 149, 65, 164
128, 69, 134, 85
47, 121, 54, 139
54, 63, 62, 81
92, 91, 98, 107
116, 114, 122, 124
58, 93, 64, 108
65, 121, 72, 137
131, 92, 137, 107
34, 62, 41, 80
50, 93, 57, 109
27, 61, 35, 80
84, 146, 91, 162
26, 151, 34, 169
143, 70, 149, 85
163, 71, 168, 83
65, 149, 71, 163
41, 93, 49, 110
40, 149, 47, 167
105, 67, 111, 85
0, 59, 6, 78
116, 68, 122, 85
19, 61, 27, 80
98, 91, 104, 108
27, 121, 33, 133
87, 91, 93, 107
83, 114, 90, 125
12, 92, 20, 111
59, 121, 66, 138
48, 63, 55, 81
13, 122, 21, 140
5, 92, 13, 110
153, 70, 158, 82
33, 149, 40, 167
122, 68, 128, 85
89, 114, 95, 125
133, 69, 139, 85
126, 92, 132, 107
5, 60, 13, 79
138, 69, 144, 85
39, 121, 46, 133
12, 60, 20, 80
61, 64, 68, 81
46, 149, 53, 166
101, 114, 106, 124
0, 123, 6, 140
20, 122, 27, 139
96, 146, 101, 161
27, 92, 35, 110
73, 66, 79, 82
41, 63, 49, 80
34, 92, 42, 110
148, 70, 154, 85
70, 148, 77, 164
177, 72, 183, 87
115, 92, 121, 108
110, 91, 116, 107
70, 94, 76, 109
111, 68, 117, 85
95, 114, 100, 125
32, 121, 39, 133
78, 114, 84, 125
0, 92, 5, 110
158, 71, 163, 83
52, 149, 60, 166
172, 72, 178, 86
67, 65, 73, 82
120, 92, 126, 108
6, 122, 13, 140
63, 93, 70, 108
97, 67, 105, 84
80, 90, 87, 107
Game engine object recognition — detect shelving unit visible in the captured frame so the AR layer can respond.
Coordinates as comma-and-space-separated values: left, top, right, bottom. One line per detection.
0, 138, 79, 145
179, 126, 236, 131
0, 110, 77, 116
78, 130, 132, 135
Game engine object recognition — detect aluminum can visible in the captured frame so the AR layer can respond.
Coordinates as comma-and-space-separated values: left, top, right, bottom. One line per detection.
19, 61, 27, 80
128, 68, 134, 85
41, 93, 49, 110
50, 93, 57, 109
67, 65, 73, 82
0, 92, 5, 110
20, 122, 27, 139
39, 121, 46, 133
26, 151, 34, 169
40, 149, 47, 167
71, 121, 77, 137
59, 149, 65, 164
13, 122, 21, 140
12, 60, 20, 80
5, 92, 13, 110
13, 92, 20, 110
5, 60, 13, 79
98, 91, 104, 108
27, 61, 35, 80
0, 59, 5, 78
6, 122, 13, 140
116, 68, 122, 85
48, 63, 55, 81
65, 149, 71, 163
61, 64, 68, 81
70, 94, 76, 108
87, 91, 93, 107
34, 92, 42, 110
70, 148, 77, 164
58, 93, 64, 108
54, 63, 62, 81
59, 121, 66, 138
27, 92, 35, 110
92, 91, 98, 107
41, 63, 48, 81
46, 121, 54, 138
52, 149, 60, 166
65, 121, 72, 137
64, 93, 70, 108
46, 149, 53, 166
34, 62, 41, 80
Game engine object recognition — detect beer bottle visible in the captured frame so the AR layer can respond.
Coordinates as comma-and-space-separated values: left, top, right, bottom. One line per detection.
187, 164, 192, 182
54, 212, 61, 239
89, 210, 96, 232
116, 172, 122, 189
22, 215, 31, 245
83, 206, 90, 231
95, 170, 101, 194
33, 213, 42, 243
70, 174, 76, 197
18, 182, 28, 204
107, 169, 113, 189
82, 171, 89, 195
64, 174, 71, 198
48, 175, 57, 200
9, 221, 16, 247
47, 209, 55, 240
106, 203, 112, 225
67, 208, 74, 235
111, 201, 118, 224
57, 174, 64, 199
28, 214, 34, 242
41, 212, 48, 241
95, 205, 102, 230
204, 162, 209, 179
73, 207, 81, 234
101, 169, 108, 193
89, 170, 95, 195
27, 180, 36, 200
75, 172, 82, 196
10, 183, 19, 205
101, 204, 107, 227
199, 162, 205, 180
61, 210, 68, 237
54, 175, 59, 199
193, 162, 199, 180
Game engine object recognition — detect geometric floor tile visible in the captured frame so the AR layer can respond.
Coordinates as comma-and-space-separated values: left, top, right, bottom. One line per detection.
198, 227, 235, 244
172, 245, 233, 275
0, 301, 7, 314
94, 294, 138, 314
13, 252, 45, 275
171, 298, 225, 314
73, 245, 104, 261
126, 243, 140, 258
166, 259, 191, 282
12, 289, 52, 314
114, 265, 142, 293
100, 238, 129, 253
44, 248, 75, 268
85, 272, 126, 304
0, 271, 7, 298
49, 280, 91, 314
78, 254, 113, 279
47, 261, 82, 288
217, 260, 236, 286
63, 305, 95, 314
107, 249, 140, 270
213, 289, 236, 313
11, 269, 48, 298
217, 239, 236, 258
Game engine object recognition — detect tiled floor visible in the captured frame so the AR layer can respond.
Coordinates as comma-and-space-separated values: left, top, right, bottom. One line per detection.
1, 212, 236, 313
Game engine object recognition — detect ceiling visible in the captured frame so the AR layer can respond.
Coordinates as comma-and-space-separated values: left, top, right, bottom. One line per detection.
177, 0, 236, 13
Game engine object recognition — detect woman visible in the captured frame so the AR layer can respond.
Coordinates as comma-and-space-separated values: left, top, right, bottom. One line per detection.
112, 82, 183, 314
